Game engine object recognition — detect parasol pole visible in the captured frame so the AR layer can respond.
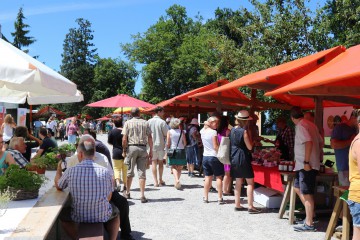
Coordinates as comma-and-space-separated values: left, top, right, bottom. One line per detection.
29, 104, 33, 131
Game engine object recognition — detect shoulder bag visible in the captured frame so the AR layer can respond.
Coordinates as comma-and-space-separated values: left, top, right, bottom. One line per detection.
167, 130, 182, 158
217, 136, 230, 165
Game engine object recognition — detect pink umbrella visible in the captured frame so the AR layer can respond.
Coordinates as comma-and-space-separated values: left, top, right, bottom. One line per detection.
87, 94, 155, 108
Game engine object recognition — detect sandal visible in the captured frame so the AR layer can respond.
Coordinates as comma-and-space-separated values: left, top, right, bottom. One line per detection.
140, 197, 148, 203
218, 198, 225, 205
234, 206, 246, 211
248, 208, 261, 214
203, 197, 209, 203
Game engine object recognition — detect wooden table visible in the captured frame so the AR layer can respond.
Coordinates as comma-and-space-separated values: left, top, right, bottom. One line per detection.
278, 171, 338, 225
252, 165, 338, 225
8, 187, 70, 240
325, 186, 350, 240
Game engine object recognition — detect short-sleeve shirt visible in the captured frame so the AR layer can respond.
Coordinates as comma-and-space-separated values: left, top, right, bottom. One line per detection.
57, 159, 113, 223
67, 123, 78, 135
169, 129, 185, 150
40, 137, 57, 156
107, 128, 123, 159
200, 128, 218, 157
294, 119, 322, 171
7, 149, 28, 168
122, 117, 151, 145
331, 123, 356, 171
147, 116, 168, 151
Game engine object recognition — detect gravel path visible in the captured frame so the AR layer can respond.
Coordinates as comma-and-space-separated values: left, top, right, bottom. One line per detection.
52, 134, 337, 240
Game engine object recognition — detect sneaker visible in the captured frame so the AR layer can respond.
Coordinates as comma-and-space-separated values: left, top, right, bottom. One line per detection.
209, 187, 217, 193
140, 197, 148, 203
294, 223, 316, 232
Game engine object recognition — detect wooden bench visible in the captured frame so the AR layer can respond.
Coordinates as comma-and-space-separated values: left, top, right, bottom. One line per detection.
325, 186, 351, 240
78, 223, 104, 240
7, 187, 69, 240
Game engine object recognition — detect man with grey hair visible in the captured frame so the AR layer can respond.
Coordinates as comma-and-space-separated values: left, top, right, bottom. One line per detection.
122, 107, 153, 203
147, 106, 168, 187
55, 135, 119, 240
8, 137, 28, 168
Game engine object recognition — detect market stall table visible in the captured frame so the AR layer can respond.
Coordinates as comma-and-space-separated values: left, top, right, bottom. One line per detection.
252, 164, 338, 225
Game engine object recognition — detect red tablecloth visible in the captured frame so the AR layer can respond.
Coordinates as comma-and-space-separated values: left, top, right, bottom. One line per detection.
252, 165, 284, 192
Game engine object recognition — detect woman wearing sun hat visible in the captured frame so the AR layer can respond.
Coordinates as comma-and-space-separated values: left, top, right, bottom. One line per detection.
230, 110, 261, 214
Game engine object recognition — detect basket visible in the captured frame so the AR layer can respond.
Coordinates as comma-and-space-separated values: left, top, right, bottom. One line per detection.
9, 187, 39, 201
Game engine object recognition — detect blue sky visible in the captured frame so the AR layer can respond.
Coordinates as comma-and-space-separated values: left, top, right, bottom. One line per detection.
0, 0, 325, 94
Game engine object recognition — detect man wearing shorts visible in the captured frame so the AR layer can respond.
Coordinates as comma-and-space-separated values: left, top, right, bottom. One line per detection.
54, 135, 119, 240
122, 108, 153, 203
291, 107, 322, 232
147, 106, 168, 187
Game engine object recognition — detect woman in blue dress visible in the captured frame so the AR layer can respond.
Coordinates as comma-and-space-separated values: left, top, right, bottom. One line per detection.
230, 110, 261, 214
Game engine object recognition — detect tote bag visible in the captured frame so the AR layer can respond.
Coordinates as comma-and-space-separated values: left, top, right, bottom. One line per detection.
217, 137, 230, 165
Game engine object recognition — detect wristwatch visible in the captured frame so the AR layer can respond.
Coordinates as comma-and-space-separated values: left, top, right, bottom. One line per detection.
304, 161, 310, 165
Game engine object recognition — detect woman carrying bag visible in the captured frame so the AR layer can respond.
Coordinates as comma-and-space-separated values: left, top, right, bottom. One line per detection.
166, 118, 187, 190
230, 110, 261, 213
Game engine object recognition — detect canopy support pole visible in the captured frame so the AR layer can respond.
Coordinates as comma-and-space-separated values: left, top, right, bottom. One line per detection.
314, 96, 324, 134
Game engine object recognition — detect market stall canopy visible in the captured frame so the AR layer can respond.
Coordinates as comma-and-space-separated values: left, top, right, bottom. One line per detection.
87, 94, 155, 109
34, 106, 66, 118
192, 46, 347, 108
0, 38, 83, 104
265, 44, 360, 106
147, 79, 251, 114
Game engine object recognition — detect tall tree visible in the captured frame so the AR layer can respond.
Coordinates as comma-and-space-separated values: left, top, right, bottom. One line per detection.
59, 18, 97, 116
11, 7, 36, 53
86, 57, 138, 117
311, 0, 360, 49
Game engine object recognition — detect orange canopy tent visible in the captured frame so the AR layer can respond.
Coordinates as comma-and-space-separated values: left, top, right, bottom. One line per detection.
265, 44, 360, 106
34, 106, 66, 118
147, 79, 251, 115
192, 46, 348, 109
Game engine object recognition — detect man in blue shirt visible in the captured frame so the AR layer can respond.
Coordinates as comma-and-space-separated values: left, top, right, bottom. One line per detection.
55, 135, 119, 239
331, 113, 358, 186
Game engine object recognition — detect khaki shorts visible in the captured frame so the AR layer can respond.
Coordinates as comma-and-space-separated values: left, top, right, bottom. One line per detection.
152, 150, 165, 161
127, 146, 148, 179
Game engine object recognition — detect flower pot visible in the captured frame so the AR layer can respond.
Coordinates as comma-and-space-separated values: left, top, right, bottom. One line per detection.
26, 165, 38, 172
36, 167, 46, 175
8, 187, 39, 201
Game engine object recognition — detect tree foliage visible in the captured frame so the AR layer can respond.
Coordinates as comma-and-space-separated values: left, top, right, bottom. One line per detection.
57, 18, 97, 116
11, 7, 36, 54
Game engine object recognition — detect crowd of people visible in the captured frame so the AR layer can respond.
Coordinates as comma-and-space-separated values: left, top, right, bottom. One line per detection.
2, 105, 360, 239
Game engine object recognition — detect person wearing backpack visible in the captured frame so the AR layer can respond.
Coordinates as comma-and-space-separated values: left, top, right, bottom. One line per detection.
185, 118, 200, 177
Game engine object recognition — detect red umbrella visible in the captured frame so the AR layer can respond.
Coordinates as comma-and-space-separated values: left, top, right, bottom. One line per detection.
96, 116, 110, 121
87, 94, 155, 108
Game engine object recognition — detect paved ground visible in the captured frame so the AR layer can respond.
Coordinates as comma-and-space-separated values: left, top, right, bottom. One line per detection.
51, 133, 339, 240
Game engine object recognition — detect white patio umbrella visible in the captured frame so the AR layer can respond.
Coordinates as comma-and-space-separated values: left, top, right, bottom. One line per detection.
0, 38, 83, 104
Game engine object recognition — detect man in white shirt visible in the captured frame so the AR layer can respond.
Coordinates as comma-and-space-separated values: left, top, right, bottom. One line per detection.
291, 106, 322, 232
147, 106, 168, 187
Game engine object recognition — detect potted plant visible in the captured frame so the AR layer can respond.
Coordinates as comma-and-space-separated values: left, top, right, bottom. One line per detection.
32, 155, 49, 174
0, 165, 47, 200
57, 144, 76, 158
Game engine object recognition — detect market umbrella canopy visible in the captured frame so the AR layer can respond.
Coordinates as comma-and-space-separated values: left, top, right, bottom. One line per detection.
192, 46, 347, 108
265, 44, 360, 105
113, 107, 146, 114
87, 94, 155, 108
0, 38, 83, 104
